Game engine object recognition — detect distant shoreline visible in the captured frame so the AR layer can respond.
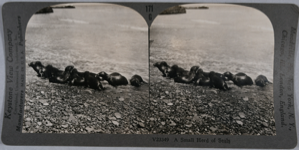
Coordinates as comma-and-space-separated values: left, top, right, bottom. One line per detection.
184, 6, 209, 9
160, 5, 209, 15
52, 5, 75, 9
160, 6, 186, 15
35, 5, 75, 14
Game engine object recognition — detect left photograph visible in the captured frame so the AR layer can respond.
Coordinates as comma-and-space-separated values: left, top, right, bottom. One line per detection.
23, 3, 149, 134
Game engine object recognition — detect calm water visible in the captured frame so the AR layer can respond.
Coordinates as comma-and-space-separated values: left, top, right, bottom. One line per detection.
26, 4, 148, 81
150, 4, 274, 81
26, 4, 274, 82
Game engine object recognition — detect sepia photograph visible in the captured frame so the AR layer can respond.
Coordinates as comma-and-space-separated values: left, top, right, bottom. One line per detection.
23, 3, 276, 136
2, 1, 298, 148
149, 4, 275, 135
23, 3, 149, 134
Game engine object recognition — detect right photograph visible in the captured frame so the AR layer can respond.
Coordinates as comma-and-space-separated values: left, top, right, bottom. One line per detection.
149, 4, 275, 135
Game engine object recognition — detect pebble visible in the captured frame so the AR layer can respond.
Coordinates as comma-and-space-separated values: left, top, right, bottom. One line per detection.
236, 120, 243, 126
68, 114, 77, 122
43, 103, 49, 106
112, 121, 119, 126
62, 124, 68, 128
114, 113, 122, 119
233, 116, 240, 120
210, 127, 218, 132
25, 122, 31, 127
45, 121, 53, 127
94, 129, 103, 133
119, 97, 125, 101
86, 127, 94, 132
37, 122, 42, 126
261, 122, 269, 127
185, 124, 192, 128
170, 120, 176, 126
167, 103, 173, 106
39, 100, 47, 104
238, 112, 246, 119
138, 123, 145, 128
211, 99, 218, 103
192, 115, 201, 122
243, 97, 249, 101
84, 89, 93, 94
210, 90, 217, 94
35, 112, 41, 117
25, 106, 31, 110
109, 117, 117, 120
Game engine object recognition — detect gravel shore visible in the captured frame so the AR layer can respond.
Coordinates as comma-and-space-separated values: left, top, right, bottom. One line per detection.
148, 63, 275, 135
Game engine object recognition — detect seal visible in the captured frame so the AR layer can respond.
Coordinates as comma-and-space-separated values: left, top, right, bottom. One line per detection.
193, 68, 210, 86
209, 71, 229, 90
48, 65, 74, 84
97, 71, 128, 88
130, 74, 147, 87
153, 61, 170, 77
173, 66, 199, 83
28, 61, 44, 77
224, 71, 253, 87
68, 68, 86, 86
255, 75, 272, 87
41, 65, 64, 79
166, 65, 189, 78
85, 71, 104, 91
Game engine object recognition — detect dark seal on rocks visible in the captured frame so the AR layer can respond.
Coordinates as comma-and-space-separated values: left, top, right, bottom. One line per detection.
153, 61, 170, 77
97, 71, 128, 88
85, 71, 104, 91
48, 65, 74, 84
255, 75, 272, 87
130, 74, 147, 87
209, 71, 229, 90
68, 68, 86, 86
173, 66, 199, 83
193, 68, 210, 86
166, 64, 189, 78
41, 65, 64, 79
224, 71, 253, 87
28, 61, 44, 77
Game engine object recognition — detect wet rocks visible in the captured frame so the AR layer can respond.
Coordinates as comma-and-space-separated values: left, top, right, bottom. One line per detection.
148, 69, 275, 135
23, 64, 275, 135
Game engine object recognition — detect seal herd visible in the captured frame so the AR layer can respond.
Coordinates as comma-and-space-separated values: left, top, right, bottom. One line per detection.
153, 61, 272, 90
29, 60, 272, 91
28, 61, 148, 90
